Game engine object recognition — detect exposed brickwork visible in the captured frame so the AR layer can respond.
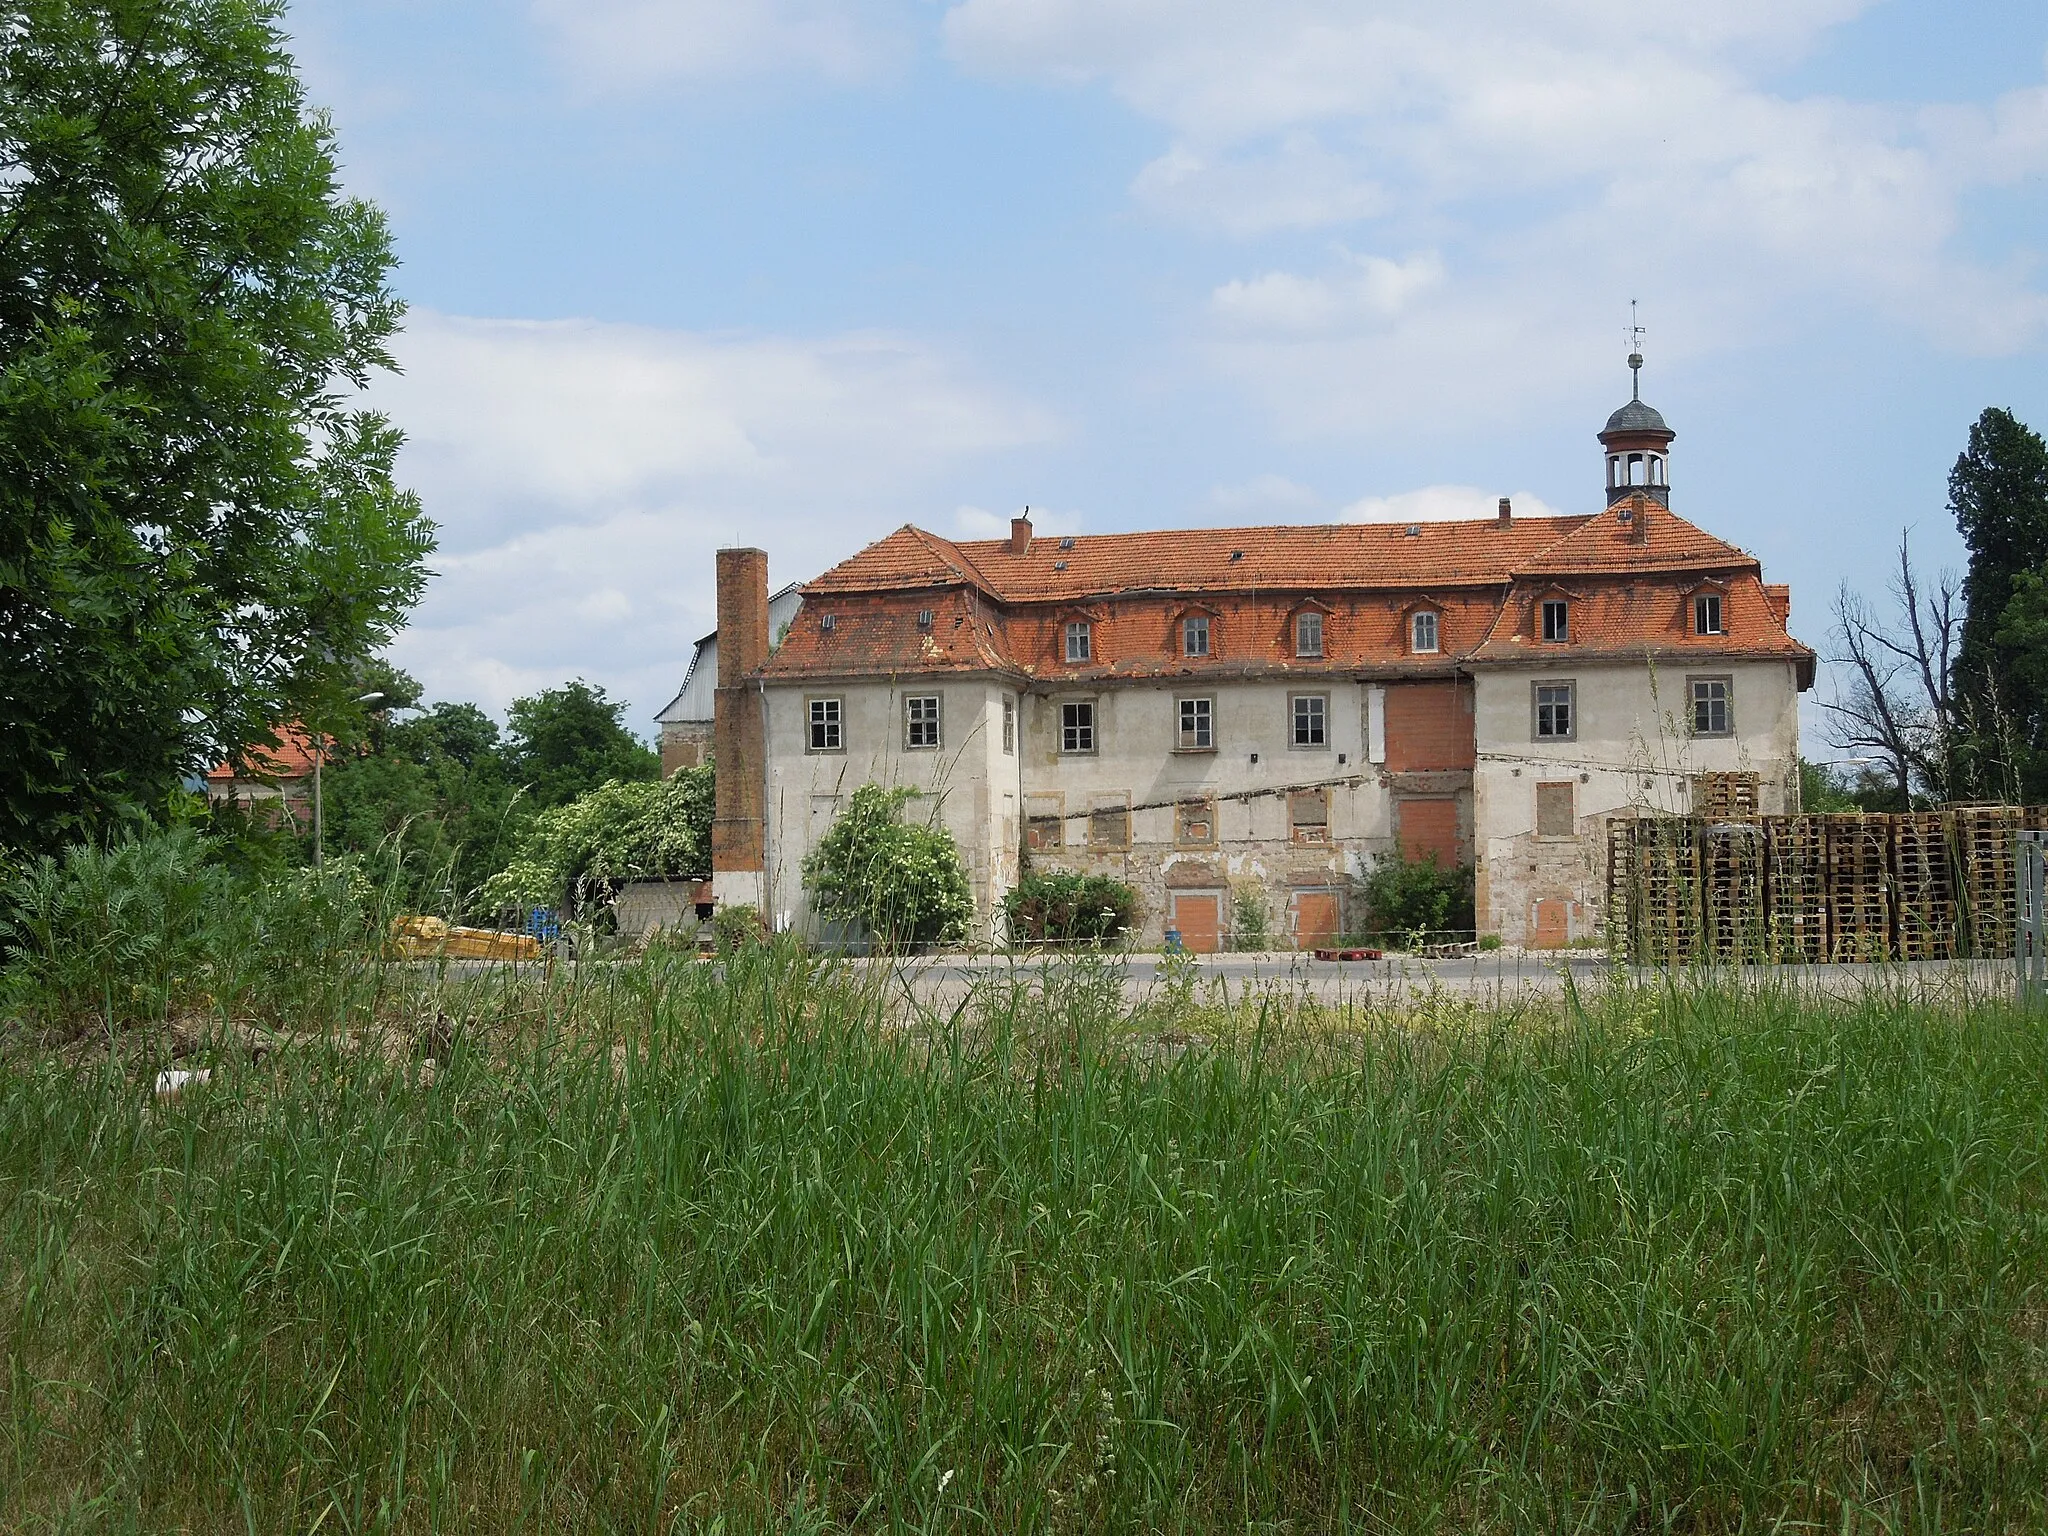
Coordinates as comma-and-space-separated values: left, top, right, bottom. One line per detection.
1384, 682, 1475, 772
712, 549, 769, 879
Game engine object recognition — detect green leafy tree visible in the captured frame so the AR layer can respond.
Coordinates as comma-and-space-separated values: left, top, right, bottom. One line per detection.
1002, 870, 1135, 946
1950, 407, 2048, 799
802, 784, 973, 949
504, 681, 659, 811
0, 0, 433, 853
1355, 850, 1475, 946
483, 765, 713, 916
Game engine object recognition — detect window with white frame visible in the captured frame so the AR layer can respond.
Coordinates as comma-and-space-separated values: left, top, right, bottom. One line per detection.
1689, 676, 1732, 736
1064, 620, 1092, 663
1411, 610, 1439, 654
1183, 615, 1211, 658
1060, 700, 1096, 754
1694, 592, 1723, 635
1541, 598, 1570, 642
904, 694, 941, 749
1533, 681, 1575, 740
1002, 695, 1015, 754
1177, 696, 1214, 751
1295, 610, 1324, 658
806, 697, 843, 753
1291, 692, 1328, 748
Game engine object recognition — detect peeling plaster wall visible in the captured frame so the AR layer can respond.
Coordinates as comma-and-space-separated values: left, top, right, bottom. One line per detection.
1472, 659, 1802, 945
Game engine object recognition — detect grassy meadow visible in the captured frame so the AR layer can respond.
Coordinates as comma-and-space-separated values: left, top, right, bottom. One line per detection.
3, 940, 2047, 1532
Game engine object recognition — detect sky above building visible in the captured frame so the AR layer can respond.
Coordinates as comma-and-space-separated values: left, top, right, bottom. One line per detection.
286, 0, 2048, 745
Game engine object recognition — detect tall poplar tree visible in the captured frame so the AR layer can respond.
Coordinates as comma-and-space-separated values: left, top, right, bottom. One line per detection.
0, 0, 433, 851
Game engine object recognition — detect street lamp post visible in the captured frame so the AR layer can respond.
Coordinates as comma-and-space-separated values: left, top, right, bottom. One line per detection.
314, 691, 387, 869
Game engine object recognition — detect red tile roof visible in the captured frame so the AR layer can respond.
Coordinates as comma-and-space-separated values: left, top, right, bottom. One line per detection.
767, 508, 1813, 687
206, 725, 326, 783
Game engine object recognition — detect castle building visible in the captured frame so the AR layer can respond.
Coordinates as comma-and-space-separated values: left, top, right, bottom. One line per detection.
707, 371, 1815, 949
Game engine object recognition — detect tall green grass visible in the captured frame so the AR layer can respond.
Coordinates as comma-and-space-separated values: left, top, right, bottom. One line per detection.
3, 949, 2046, 1531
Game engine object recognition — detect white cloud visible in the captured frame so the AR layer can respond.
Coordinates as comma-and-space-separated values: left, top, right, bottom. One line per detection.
1206, 474, 1323, 516
943, 0, 2048, 429
532, 0, 908, 87
373, 312, 1056, 721
1340, 485, 1564, 524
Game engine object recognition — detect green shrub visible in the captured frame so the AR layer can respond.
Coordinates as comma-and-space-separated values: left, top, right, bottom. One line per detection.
1478, 933, 1503, 951
1229, 880, 1271, 951
802, 785, 974, 948
482, 765, 712, 915
712, 903, 765, 955
1003, 870, 1137, 946
1355, 849, 1476, 944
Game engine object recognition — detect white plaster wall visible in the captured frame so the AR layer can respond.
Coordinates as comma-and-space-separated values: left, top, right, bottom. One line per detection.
1471, 659, 1803, 942
764, 679, 1019, 939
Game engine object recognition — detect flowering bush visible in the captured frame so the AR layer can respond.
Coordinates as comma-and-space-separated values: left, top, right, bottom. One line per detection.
482, 765, 712, 913
801, 785, 973, 948
1003, 870, 1137, 946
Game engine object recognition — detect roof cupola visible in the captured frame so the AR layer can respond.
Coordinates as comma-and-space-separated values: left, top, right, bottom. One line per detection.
1599, 342, 1674, 507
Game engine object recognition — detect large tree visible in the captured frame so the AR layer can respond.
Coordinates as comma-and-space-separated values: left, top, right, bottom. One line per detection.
503, 681, 659, 811
0, 0, 432, 852
1950, 407, 2048, 799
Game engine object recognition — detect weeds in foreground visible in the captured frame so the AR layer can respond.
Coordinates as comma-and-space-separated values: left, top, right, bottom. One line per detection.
1, 945, 2046, 1532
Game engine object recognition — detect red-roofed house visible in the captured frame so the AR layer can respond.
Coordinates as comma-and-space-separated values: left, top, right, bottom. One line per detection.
204, 725, 326, 829
714, 370, 1814, 949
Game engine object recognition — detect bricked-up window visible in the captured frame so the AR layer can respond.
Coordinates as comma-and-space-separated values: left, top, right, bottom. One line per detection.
1064, 621, 1092, 663
1002, 696, 1015, 754
806, 697, 843, 753
904, 694, 941, 749
1295, 610, 1324, 658
1694, 592, 1724, 635
1177, 696, 1214, 751
1060, 700, 1096, 754
1183, 615, 1211, 657
1541, 598, 1570, 642
1291, 693, 1328, 748
1026, 793, 1063, 850
1536, 782, 1575, 837
1176, 797, 1217, 846
1089, 795, 1130, 848
1533, 681, 1575, 740
1690, 676, 1732, 736
1411, 611, 1439, 654
1290, 789, 1329, 844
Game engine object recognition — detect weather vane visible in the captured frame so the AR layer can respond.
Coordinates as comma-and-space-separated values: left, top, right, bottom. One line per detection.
1626, 299, 1647, 401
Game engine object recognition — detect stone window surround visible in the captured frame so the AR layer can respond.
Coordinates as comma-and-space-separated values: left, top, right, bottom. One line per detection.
1088, 793, 1131, 849
904, 692, 943, 751
1289, 691, 1330, 750
1175, 694, 1216, 753
1175, 796, 1218, 848
1535, 780, 1576, 839
804, 694, 844, 754
1532, 678, 1576, 742
1688, 674, 1734, 737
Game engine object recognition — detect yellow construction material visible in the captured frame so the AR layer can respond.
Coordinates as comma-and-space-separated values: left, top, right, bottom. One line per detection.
389, 915, 542, 962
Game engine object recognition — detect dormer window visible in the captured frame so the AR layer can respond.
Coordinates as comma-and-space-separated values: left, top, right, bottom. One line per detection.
1182, 615, 1211, 658
1295, 610, 1323, 658
1541, 598, 1569, 643
1694, 593, 1723, 636
1411, 611, 1439, 654
916, 609, 934, 630
1064, 620, 1092, 664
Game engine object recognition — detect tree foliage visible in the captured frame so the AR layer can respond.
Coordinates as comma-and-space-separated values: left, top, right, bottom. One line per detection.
1951, 407, 2048, 800
802, 784, 973, 949
1356, 850, 1475, 944
482, 765, 713, 915
0, 0, 433, 852
504, 681, 660, 811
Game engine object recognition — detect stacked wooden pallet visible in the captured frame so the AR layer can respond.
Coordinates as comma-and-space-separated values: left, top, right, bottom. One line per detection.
1764, 816, 1828, 963
1955, 806, 2023, 959
1701, 819, 1768, 961
1823, 816, 1893, 962
1891, 811, 1958, 961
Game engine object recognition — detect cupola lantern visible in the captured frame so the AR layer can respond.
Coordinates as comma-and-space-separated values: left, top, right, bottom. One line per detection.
1599, 349, 1674, 506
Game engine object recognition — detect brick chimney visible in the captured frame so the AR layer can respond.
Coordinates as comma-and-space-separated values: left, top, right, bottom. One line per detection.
1624, 491, 1651, 545
1497, 497, 1512, 525
1010, 512, 1032, 555
712, 547, 769, 911
1765, 583, 1791, 625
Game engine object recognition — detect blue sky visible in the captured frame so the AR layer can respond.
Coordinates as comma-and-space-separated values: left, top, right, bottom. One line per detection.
285, 0, 2048, 748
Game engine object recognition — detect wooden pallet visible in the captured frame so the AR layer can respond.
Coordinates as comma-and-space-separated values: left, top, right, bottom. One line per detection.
1701, 818, 1768, 961
1954, 805, 2023, 959
1764, 816, 1828, 963
1692, 771, 1763, 819
1824, 815, 1894, 962
1892, 811, 1958, 961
